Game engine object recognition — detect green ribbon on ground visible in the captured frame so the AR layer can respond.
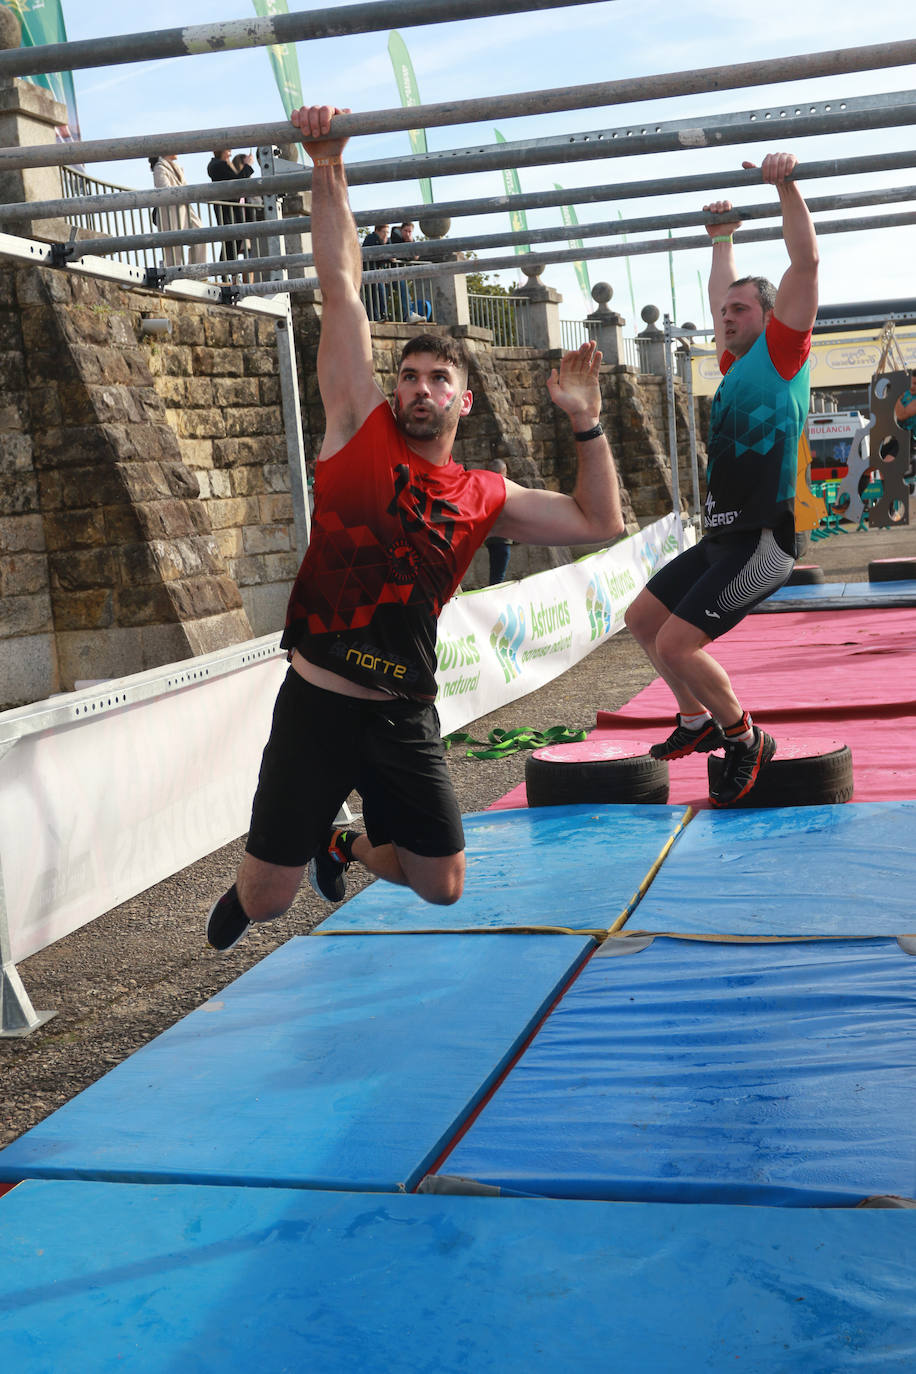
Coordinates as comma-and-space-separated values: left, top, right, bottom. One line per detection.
443, 725, 587, 760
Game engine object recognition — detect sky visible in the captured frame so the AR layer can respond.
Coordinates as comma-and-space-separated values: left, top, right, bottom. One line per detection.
52, 0, 916, 328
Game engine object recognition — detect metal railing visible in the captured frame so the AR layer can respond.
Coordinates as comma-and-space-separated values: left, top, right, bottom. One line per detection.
468, 292, 529, 346
560, 318, 590, 350
361, 274, 437, 325
617, 335, 693, 377
61, 165, 259, 273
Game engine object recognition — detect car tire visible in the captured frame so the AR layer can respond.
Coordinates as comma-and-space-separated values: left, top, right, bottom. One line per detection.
707, 743, 853, 808
868, 558, 916, 583
525, 741, 670, 807
787, 565, 825, 585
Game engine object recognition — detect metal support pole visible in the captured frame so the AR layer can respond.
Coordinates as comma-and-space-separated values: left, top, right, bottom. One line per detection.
1, 86, 914, 177
162, 183, 916, 284
663, 316, 683, 548
0, 0, 609, 79
66, 181, 916, 267
2, 37, 916, 171
11, 147, 916, 231
683, 345, 703, 527
257, 146, 311, 564
276, 303, 311, 561
0, 742, 55, 1037
228, 208, 916, 297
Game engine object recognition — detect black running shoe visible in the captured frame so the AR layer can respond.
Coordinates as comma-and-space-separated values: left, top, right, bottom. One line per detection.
308, 828, 352, 904
709, 728, 776, 808
206, 884, 250, 951
650, 714, 725, 761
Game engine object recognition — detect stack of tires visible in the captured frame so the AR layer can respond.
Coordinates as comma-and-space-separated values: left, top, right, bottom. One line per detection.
525, 741, 669, 807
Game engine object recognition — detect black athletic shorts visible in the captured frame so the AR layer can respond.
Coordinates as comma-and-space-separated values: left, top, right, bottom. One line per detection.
245, 667, 465, 868
646, 528, 795, 639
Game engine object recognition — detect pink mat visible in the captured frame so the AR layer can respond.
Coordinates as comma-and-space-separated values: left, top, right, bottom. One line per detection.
490, 609, 916, 809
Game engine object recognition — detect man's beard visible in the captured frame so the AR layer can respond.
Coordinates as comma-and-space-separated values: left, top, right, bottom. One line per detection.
394, 396, 455, 439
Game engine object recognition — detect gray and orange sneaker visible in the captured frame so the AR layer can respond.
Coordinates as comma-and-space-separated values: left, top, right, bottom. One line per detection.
650, 714, 725, 761
709, 727, 776, 807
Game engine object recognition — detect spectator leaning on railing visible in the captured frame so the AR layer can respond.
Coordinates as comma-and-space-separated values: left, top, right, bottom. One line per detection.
362, 223, 394, 321
149, 154, 207, 269
390, 221, 432, 323
207, 149, 254, 266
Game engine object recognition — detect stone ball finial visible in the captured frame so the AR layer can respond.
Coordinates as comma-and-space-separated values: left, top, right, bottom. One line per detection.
0, 6, 22, 49
680, 321, 697, 333
641, 304, 660, 325
419, 216, 451, 240
276, 143, 301, 164
591, 282, 613, 307
522, 262, 545, 281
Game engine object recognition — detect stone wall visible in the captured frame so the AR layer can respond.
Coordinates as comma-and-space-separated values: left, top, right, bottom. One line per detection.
147, 297, 297, 635
0, 264, 292, 707
1, 269, 701, 710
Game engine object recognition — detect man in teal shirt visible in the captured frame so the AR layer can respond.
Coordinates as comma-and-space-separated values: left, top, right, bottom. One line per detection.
895, 372, 916, 437
625, 151, 819, 807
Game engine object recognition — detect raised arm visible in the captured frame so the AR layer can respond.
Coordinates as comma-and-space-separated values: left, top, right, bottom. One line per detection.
493, 341, 624, 546
703, 198, 741, 364
290, 104, 383, 456
766, 152, 819, 333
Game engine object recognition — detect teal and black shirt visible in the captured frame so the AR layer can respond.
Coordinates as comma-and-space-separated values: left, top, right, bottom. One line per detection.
705, 315, 811, 555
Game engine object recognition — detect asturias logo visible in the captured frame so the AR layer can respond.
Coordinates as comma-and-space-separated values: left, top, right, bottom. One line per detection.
585, 576, 614, 641
490, 604, 526, 683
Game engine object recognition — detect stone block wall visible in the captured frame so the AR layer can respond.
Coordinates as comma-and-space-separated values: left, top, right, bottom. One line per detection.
0, 266, 54, 707
609, 367, 707, 523
146, 301, 299, 636
0, 265, 295, 707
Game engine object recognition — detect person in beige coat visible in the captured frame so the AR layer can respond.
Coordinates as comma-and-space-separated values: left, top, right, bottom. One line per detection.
149, 155, 207, 269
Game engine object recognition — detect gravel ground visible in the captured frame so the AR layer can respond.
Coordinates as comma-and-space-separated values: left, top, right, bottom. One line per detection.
2, 522, 915, 1151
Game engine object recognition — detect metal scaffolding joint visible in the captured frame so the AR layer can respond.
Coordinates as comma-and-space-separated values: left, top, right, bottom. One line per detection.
143, 265, 169, 292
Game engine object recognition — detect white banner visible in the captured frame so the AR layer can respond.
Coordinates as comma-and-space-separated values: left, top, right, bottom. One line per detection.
435, 514, 686, 735
0, 516, 684, 966
1, 656, 287, 965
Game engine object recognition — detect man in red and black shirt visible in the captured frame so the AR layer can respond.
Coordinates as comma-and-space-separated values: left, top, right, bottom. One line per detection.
207, 103, 625, 950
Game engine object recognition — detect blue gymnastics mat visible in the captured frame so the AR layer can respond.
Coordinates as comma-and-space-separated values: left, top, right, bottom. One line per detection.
756, 580, 916, 611
1, 1180, 913, 1374
629, 802, 916, 936
445, 936, 916, 1205
320, 804, 690, 934
0, 933, 592, 1191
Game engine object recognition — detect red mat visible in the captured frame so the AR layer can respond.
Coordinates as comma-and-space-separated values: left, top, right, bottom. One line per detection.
491, 609, 916, 810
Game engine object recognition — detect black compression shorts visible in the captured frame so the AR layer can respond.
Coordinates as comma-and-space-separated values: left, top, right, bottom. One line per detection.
646, 528, 795, 639
245, 668, 465, 868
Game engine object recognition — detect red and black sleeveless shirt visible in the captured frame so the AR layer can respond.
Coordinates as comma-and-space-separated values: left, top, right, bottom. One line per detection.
281, 402, 506, 700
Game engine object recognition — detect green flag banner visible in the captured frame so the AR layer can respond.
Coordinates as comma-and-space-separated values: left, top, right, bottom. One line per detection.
388, 31, 433, 205
555, 184, 591, 309
7, 0, 80, 139
251, 0, 304, 157
618, 209, 637, 323
494, 130, 528, 255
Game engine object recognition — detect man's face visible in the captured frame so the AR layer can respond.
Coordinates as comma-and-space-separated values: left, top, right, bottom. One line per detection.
394, 353, 471, 440
721, 282, 769, 357
400, 223, 415, 241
